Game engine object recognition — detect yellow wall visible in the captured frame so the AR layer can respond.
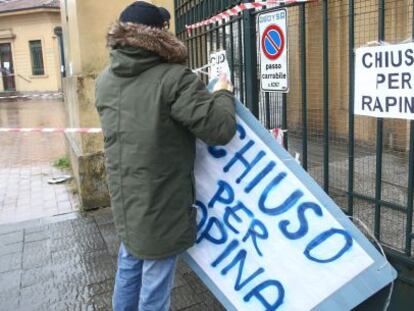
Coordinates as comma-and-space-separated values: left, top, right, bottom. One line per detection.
60, 0, 174, 77
0, 10, 62, 92
153, 0, 175, 32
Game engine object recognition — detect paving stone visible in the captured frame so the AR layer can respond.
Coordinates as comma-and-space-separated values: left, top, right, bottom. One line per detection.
70, 217, 96, 228
183, 271, 208, 294
0, 289, 19, 311
197, 291, 225, 311
53, 260, 115, 285
181, 303, 211, 311
50, 235, 78, 252
171, 285, 205, 311
87, 278, 115, 297
21, 266, 53, 288
87, 291, 113, 310
177, 258, 193, 274
22, 240, 51, 269
51, 249, 81, 266
19, 280, 59, 309
0, 241, 23, 256
25, 229, 49, 242
24, 225, 49, 234
48, 222, 74, 239
98, 223, 119, 257
75, 232, 107, 252
47, 301, 93, 311
72, 223, 102, 238
173, 271, 187, 289
0, 270, 21, 292
0, 230, 24, 245
0, 252, 22, 273
93, 208, 114, 225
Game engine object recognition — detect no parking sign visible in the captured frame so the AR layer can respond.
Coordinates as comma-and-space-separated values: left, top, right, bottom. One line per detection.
259, 9, 289, 92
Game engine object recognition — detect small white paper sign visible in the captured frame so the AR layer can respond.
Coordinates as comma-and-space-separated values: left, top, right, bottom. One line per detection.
209, 50, 231, 81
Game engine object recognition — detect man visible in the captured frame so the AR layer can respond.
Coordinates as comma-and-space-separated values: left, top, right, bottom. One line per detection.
95, 2, 236, 310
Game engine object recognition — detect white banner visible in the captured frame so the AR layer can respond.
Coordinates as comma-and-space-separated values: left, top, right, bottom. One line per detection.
355, 42, 414, 120
187, 115, 380, 311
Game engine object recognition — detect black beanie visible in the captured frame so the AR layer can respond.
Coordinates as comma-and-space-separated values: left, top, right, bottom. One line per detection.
120, 1, 170, 28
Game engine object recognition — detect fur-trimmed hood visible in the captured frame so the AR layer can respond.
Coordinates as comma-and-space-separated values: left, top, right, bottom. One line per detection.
107, 21, 187, 64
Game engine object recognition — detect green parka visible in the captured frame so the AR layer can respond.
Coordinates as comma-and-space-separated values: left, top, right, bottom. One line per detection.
95, 22, 236, 259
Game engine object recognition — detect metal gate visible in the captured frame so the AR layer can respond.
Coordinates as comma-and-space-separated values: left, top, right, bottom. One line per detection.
175, 0, 414, 309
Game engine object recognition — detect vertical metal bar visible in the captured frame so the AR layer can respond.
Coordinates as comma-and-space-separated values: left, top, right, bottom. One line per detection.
209, 21, 213, 70
216, 25, 220, 50
203, 1, 208, 84
208, 2, 214, 84
242, 4, 259, 117
238, 18, 245, 103
195, 5, 200, 70
406, 125, 414, 255
282, 93, 288, 149
265, 93, 270, 129
405, 0, 414, 256
190, 21, 195, 68
174, 0, 178, 32
222, 15, 226, 56
323, 0, 330, 193
229, 18, 235, 83
300, 3, 308, 170
348, 0, 355, 216
374, 0, 385, 239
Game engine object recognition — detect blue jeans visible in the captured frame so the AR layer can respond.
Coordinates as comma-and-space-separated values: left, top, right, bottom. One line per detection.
113, 243, 178, 311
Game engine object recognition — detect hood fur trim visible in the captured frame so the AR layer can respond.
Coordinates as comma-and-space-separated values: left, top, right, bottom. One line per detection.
107, 22, 188, 64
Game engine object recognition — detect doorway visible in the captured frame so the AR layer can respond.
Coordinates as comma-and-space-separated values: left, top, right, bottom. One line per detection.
0, 43, 16, 91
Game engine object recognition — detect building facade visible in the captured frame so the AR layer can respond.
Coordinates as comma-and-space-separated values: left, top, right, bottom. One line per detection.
59, 0, 174, 209
0, 0, 62, 93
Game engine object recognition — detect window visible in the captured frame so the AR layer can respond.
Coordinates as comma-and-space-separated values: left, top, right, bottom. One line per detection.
29, 40, 44, 75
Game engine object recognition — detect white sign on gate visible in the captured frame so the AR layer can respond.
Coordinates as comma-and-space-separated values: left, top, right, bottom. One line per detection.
258, 9, 289, 92
209, 50, 231, 81
355, 42, 414, 120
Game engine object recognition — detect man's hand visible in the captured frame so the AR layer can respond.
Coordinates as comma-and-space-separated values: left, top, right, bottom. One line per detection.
213, 73, 234, 93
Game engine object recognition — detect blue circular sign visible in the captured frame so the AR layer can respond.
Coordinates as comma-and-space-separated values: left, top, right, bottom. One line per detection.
262, 24, 285, 61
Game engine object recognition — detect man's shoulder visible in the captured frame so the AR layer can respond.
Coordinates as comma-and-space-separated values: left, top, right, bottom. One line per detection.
153, 62, 188, 77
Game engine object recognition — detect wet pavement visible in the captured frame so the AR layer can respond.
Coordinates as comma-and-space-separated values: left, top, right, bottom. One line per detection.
0, 98, 222, 310
0, 99, 78, 224
0, 208, 224, 311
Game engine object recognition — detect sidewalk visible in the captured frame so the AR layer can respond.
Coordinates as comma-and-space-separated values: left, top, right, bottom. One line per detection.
0, 207, 224, 311
0, 99, 78, 224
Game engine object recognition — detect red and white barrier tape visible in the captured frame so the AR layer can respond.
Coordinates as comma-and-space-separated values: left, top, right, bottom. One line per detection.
0, 128, 102, 133
0, 93, 63, 100
185, 0, 317, 34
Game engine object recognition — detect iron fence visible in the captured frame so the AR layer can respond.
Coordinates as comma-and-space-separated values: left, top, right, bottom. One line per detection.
175, 0, 414, 292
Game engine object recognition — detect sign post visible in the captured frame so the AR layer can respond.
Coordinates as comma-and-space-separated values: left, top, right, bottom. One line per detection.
355, 42, 414, 120
258, 9, 289, 92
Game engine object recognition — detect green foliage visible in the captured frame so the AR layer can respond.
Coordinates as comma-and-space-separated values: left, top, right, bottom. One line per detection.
54, 155, 71, 170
